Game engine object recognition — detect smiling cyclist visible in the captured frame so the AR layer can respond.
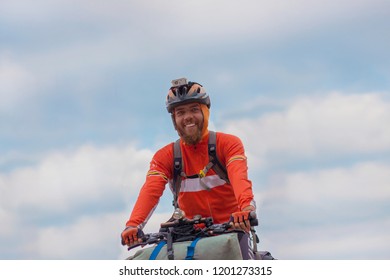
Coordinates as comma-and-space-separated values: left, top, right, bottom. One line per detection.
121, 78, 257, 259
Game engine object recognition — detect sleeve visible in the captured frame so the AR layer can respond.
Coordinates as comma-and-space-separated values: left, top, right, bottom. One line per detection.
125, 144, 173, 229
217, 133, 255, 211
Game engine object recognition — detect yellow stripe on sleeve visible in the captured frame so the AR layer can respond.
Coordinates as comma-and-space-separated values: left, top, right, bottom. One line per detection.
147, 170, 168, 181
226, 155, 247, 166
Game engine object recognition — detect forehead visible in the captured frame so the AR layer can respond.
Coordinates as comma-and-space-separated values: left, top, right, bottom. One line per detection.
174, 103, 200, 111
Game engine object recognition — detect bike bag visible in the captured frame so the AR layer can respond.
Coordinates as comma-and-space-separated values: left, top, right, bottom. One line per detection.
127, 232, 243, 260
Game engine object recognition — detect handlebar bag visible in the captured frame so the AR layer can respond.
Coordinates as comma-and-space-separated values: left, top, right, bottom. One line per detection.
127, 232, 244, 260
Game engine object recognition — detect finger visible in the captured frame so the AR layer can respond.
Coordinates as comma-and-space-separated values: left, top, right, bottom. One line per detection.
237, 219, 248, 231
128, 232, 135, 244
121, 233, 129, 246
233, 215, 242, 224
239, 221, 247, 231
243, 222, 250, 232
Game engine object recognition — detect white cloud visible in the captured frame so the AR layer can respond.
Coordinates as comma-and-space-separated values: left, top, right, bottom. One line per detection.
2, 0, 387, 111
0, 55, 38, 112
256, 161, 390, 259
223, 92, 390, 167
0, 208, 16, 238
29, 212, 123, 259
60, 0, 390, 40
0, 144, 152, 213
263, 161, 390, 206
262, 218, 390, 259
2, 0, 387, 51
0, 142, 177, 259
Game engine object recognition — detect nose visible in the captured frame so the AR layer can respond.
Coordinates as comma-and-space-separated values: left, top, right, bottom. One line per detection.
183, 111, 194, 122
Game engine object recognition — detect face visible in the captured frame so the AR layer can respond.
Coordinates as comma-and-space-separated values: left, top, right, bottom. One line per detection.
173, 103, 204, 145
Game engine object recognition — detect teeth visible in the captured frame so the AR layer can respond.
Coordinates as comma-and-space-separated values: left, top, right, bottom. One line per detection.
185, 123, 195, 127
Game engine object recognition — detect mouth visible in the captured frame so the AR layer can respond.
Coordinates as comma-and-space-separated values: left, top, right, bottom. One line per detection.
183, 123, 198, 134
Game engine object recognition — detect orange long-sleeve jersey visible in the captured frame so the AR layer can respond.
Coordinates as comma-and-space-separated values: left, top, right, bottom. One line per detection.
126, 131, 256, 229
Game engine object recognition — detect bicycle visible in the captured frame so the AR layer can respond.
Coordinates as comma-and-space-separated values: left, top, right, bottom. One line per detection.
126, 209, 274, 260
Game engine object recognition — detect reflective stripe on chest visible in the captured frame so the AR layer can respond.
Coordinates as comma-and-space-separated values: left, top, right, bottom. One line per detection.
179, 174, 227, 192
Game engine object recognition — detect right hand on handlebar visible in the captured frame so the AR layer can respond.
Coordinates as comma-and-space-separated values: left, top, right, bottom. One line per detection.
229, 210, 258, 233
121, 227, 143, 246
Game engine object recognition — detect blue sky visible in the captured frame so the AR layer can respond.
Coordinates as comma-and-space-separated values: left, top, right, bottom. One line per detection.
1, 0, 389, 259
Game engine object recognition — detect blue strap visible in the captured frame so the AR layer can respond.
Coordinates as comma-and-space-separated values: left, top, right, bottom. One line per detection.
185, 237, 202, 260
149, 241, 167, 260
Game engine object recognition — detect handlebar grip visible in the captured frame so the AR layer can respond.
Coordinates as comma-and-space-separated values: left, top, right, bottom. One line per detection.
122, 227, 145, 247
229, 211, 258, 227
249, 211, 258, 227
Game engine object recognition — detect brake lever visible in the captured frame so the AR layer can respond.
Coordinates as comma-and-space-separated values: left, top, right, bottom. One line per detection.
127, 242, 147, 251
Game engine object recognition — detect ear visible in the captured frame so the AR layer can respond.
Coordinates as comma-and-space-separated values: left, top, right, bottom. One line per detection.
171, 114, 178, 131
200, 103, 210, 137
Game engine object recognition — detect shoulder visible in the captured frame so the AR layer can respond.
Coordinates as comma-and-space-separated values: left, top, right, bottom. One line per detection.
153, 142, 174, 160
149, 142, 175, 172
215, 131, 243, 145
214, 131, 246, 158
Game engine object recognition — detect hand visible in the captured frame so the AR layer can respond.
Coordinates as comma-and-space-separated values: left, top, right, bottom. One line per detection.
121, 227, 142, 246
230, 210, 252, 232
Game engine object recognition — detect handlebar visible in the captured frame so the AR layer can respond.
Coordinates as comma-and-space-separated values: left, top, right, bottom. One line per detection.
127, 211, 258, 251
160, 215, 214, 228
161, 211, 258, 228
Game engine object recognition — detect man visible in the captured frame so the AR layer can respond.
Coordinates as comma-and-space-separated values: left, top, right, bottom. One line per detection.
121, 78, 256, 256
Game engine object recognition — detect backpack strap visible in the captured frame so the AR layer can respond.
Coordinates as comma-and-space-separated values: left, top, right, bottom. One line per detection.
208, 131, 230, 184
172, 139, 183, 209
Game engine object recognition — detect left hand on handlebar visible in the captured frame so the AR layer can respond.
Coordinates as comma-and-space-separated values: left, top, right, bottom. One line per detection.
230, 210, 252, 232
230, 206, 257, 233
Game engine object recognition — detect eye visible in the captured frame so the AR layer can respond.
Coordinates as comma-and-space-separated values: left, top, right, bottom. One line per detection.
175, 110, 184, 117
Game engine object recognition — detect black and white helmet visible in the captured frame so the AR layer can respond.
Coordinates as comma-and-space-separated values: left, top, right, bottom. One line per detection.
166, 77, 210, 113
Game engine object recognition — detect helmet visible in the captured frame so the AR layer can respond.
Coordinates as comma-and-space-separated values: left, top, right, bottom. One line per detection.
166, 77, 210, 113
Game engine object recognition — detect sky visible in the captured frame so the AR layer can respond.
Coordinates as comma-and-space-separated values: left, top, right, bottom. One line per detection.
0, 0, 389, 260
